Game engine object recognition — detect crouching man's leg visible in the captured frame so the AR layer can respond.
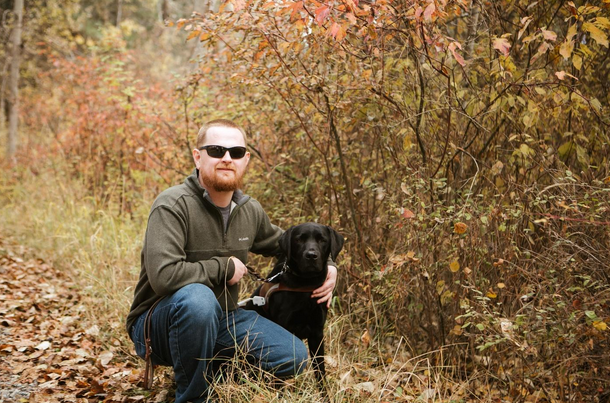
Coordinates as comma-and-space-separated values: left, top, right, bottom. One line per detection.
214, 308, 309, 378
130, 283, 223, 403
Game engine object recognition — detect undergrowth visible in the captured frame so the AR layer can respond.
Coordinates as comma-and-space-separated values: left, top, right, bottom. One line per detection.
0, 165, 534, 402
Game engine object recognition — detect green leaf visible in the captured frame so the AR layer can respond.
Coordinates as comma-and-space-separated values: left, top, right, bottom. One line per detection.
585, 310, 599, 320
558, 142, 574, 159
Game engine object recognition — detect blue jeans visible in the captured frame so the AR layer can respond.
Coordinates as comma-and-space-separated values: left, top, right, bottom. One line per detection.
129, 283, 308, 403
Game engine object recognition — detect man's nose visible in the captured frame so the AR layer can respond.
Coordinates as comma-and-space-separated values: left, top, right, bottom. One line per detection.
221, 151, 233, 161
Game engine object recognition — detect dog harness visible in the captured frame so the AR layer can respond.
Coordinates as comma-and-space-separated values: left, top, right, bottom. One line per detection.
257, 282, 319, 314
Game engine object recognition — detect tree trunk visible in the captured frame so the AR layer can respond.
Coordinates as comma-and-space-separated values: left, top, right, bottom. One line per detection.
1, 59, 9, 138
116, 0, 123, 27
7, 0, 24, 161
159, 0, 170, 21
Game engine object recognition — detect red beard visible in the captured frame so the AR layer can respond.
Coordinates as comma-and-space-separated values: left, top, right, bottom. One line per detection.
200, 165, 243, 192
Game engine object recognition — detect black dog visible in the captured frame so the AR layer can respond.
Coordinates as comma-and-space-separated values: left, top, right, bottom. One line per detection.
245, 222, 344, 387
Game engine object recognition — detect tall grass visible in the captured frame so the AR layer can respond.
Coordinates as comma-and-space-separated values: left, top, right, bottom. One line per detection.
0, 166, 147, 343
0, 165, 493, 402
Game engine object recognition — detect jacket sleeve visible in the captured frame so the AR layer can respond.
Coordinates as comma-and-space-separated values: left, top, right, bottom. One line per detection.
249, 202, 283, 257
143, 205, 235, 296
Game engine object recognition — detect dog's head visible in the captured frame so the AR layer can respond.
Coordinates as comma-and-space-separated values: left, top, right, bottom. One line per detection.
279, 223, 345, 277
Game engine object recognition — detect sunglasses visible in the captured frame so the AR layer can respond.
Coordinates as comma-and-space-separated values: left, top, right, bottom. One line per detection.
198, 145, 247, 159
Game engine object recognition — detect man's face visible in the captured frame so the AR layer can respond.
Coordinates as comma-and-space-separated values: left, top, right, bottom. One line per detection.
193, 126, 250, 192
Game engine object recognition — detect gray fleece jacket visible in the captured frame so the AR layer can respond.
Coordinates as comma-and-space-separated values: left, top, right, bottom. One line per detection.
126, 170, 282, 333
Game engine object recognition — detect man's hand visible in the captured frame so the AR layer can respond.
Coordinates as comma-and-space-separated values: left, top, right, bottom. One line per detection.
311, 265, 337, 308
227, 257, 248, 286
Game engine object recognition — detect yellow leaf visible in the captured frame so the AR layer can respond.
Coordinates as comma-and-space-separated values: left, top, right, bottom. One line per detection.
497, 282, 506, 289
436, 280, 446, 295
593, 321, 607, 331
559, 40, 574, 59
566, 24, 578, 42
583, 22, 609, 47
450, 260, 460, 273
454, 222, 468, 234
487, 290, 498, 299
595, 17, 610, 29
573, 54, 583, 70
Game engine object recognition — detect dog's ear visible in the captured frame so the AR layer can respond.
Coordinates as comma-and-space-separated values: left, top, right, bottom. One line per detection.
326, 226, 345, 260
279, 226, 294, 260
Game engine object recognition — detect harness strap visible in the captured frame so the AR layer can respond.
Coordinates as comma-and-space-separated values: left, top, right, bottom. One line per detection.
143, 297, 164, 390
258, 282, 318, 314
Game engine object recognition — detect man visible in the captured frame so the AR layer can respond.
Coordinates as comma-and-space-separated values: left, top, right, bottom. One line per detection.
126, 119, 338, 402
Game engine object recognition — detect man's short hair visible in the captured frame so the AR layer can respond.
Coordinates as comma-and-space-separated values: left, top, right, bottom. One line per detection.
196, 119, 247, 148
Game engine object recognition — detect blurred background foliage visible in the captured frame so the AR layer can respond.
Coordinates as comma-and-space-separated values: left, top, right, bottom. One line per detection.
1, 0, 609, 401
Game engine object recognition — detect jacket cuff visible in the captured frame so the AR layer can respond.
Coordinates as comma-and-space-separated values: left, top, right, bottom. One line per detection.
225, 257, 236, 283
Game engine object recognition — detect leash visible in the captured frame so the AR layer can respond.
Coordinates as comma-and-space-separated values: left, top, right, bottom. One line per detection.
246, 263, 287, 283
237, 263, 289, 308
143, 297, 165, 389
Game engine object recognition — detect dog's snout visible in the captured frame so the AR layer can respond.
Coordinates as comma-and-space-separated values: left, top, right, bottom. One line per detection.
305, 249, 319, 260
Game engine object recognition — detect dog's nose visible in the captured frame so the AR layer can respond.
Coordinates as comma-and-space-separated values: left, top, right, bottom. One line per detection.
305, 250, 319, 260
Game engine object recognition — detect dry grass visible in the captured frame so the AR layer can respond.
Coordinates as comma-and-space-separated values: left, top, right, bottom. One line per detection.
0, 167, 513, 402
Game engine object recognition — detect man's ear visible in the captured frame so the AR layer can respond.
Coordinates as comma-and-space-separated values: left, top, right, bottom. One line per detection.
326, 226, 345, 260
192, 148, 201, 169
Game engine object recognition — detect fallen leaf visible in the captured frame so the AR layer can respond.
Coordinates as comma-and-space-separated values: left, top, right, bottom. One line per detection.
449, 260, 460, 273
454, 222, 468, 234
35, 341, 52, 351
99, 351, 114, 367
401, 208, 415, 219
86, 325, 100, 336
493, 258, 505, 267
360, 329, 371, 346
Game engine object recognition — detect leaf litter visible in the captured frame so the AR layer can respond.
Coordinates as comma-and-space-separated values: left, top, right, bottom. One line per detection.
0, 236, 172, 402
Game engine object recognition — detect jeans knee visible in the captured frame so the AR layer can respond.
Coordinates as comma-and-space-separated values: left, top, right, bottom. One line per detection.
274, 337, 309, 377
293, 341, 309, 375
172, 283, 222, 327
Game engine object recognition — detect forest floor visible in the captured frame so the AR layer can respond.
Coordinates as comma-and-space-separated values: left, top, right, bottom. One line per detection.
0, 236, 173, 403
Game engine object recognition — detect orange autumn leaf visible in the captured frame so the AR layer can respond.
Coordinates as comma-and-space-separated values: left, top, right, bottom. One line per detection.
449, 260, 460, 272
454, 222, 468, 234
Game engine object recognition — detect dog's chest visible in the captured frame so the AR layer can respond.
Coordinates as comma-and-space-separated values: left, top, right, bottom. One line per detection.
269, 292, 326, 337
